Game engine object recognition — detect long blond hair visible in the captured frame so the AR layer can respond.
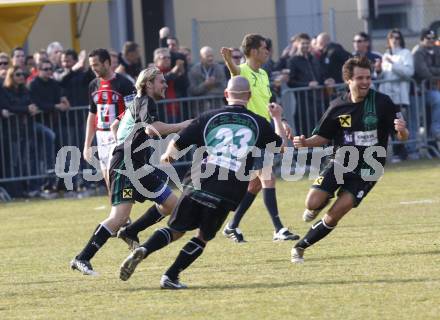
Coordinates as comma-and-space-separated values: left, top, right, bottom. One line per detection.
135, 66, 162, 97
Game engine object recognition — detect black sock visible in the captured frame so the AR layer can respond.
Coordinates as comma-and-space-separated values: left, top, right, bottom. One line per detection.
77, 224, 113, 261
165, 237, 206, 281
125, 205, 165, 237
229, 192, 256, 229
262, 188, 283, 232
295, 219, 335, 249
140, 227, 173, 256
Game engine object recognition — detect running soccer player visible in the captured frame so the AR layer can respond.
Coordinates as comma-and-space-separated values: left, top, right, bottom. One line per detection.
84, 49, 134, 191
220, 34, 299, 242
118, 76, 288, 289
70, 67, 191, 275
291, 56, 408, 263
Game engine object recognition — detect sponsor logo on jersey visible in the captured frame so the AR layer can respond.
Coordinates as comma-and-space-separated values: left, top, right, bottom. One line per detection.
314, 176, 324, 185
338, 115, 351, 128
353, 130, 378, 146
123, 188, 133, 199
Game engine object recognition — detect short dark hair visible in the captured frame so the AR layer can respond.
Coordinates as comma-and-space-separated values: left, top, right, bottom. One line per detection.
296, 33, 311, 41
241, 34, 266, 57
167, 36, 179, 44
354, 31, 370, 41
122, 41, 139, 56
25, 55, 34, 64
265, 38, 272, 51
88, 48, 111, 64
63, 49, 78, 61
386, 28, 405, 50
11, 47, 24, 58
420, 28, 436, 40
38, 59, 52, 70
342, 56, 371, 82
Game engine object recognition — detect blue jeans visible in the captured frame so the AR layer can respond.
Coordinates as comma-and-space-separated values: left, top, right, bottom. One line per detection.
33, 123, 56, 172
408, 95, 421, 154
426, 89, 440, 139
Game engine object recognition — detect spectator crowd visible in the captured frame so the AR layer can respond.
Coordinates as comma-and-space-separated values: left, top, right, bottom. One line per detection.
1, 26, 440, 199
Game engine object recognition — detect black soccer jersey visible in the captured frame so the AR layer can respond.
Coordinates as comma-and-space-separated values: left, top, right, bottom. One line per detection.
114, 95, 159, 166
88, 73, 134, 130
175, 105, 283, 210
313, 89, 400, 172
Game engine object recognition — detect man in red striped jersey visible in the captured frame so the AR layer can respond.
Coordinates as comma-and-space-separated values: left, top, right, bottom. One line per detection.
84, 48, 134, 190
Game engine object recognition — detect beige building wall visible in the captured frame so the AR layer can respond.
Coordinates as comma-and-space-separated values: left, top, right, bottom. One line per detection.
24, 0, 440, 61
322, 0, 440, 54
26, 1, 143, 62
132, 0, 144, 60
173, 0, 278, 61
28, 2, 110, 54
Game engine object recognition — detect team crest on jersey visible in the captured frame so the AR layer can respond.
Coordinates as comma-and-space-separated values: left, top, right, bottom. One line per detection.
338, 115, 351, 128
363, 113, 378, 129
123, 188, 133, 199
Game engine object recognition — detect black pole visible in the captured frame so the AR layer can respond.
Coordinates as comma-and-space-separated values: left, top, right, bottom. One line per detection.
125, 0, 134, 41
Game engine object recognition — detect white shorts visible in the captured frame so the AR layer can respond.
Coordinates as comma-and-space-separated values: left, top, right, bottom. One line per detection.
96, 130, 116, 171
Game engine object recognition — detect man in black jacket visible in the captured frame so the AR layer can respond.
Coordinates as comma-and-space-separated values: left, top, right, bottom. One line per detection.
287, 33, 323, 134
29, 59, 69, 193
316, 32, 352, 85
29, 60, 70, 114
59, 49, 91, 107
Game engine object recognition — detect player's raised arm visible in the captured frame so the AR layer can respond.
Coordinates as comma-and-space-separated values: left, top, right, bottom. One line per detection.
160, 140, 180, 163
221, 47, 240, 76
292, 134, 329, 148
145, 119, 193, 137
394, 114, 409, 141
268, 102, 287, 152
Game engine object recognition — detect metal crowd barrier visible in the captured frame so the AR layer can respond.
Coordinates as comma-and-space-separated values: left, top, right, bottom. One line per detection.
1, 81, 439, 199
0, 95, 225, 197
281, 78, 440, 160
419, 77, 440, 158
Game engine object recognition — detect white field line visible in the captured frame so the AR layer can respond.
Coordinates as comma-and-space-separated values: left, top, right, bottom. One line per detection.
399, 199, 439, 205
93, 206, 106, 210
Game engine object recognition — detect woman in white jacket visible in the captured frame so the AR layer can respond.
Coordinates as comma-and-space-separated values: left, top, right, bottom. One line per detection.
378, 29, 415, 160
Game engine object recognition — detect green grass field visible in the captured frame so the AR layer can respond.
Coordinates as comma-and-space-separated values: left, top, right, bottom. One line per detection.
1, 160, 439, 320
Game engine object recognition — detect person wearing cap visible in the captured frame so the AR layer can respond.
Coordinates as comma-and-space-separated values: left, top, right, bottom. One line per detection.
412, 28, 440, 150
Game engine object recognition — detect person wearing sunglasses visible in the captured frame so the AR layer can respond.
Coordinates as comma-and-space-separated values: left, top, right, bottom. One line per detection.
352, 32, 381, 63
29, 59, 69, 195
376, 29, 414, 162
2, 66, 43, 197
352, 32, 382, 79
3, 66, 36, 116
412, 28, 440, 151
29, 60, 70, 115
224, 48, 242, 81
0, 52, 10, 83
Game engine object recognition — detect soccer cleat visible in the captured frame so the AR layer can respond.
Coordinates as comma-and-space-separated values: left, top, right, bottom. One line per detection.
273, 227, 300, 241
303, 208, 322, 222
291, 247, 305, 264
70, 258, 98, 276
222, 226, 246, 243
117, 226, 140, 251
160, 275, 187, 290
119, 247, 147, 281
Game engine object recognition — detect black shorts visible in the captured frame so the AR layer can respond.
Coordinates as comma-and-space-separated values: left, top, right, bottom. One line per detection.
167, 195, 229, 241
311, 162, 376, 207
109, 151, 172, 206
